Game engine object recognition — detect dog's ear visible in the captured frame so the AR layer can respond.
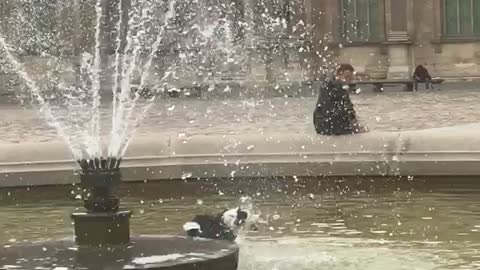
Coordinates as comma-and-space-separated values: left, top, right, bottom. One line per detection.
237, 208, 248, 220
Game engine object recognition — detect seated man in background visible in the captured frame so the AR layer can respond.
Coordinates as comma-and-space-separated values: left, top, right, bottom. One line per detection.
313, 64, 368, 136
413, 65, 433, 91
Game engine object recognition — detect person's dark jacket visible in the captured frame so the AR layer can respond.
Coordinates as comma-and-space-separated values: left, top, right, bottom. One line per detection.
313, 78, 358, 135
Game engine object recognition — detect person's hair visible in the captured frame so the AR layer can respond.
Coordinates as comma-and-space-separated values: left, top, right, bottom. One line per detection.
336, 64, 355, 76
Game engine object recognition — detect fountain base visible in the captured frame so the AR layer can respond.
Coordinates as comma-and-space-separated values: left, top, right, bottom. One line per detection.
72, 210, 132, 246
0, 236, 239, 270
1, 158, 240, 269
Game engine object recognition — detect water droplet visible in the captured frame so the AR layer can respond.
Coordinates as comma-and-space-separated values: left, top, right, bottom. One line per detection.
181, 172, 193, 180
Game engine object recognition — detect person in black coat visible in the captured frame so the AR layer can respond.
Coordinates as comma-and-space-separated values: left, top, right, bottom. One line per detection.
413, 65, 433, 91
313, 64, 368, 135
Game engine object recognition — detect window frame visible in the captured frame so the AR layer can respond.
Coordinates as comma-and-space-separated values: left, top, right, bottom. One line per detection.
339, 0, 385, 43
442, 0, 480, 38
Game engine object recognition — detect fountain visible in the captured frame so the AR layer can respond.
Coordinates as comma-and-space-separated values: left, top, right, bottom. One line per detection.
1, 156, 239, 269
0, 155, 240, 269
0, 0, 340, 268
0, 0, 244, 269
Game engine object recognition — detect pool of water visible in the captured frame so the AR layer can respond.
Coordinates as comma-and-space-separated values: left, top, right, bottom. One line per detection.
1, 177, 480, 270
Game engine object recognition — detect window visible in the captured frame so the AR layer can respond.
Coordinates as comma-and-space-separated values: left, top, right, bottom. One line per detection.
341, 0, 380, 42
443, 0, 480, 37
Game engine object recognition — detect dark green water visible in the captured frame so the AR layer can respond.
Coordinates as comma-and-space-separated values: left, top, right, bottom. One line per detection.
1, 177, 480, 270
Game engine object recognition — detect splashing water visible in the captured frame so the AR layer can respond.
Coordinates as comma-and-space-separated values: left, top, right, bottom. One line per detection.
0, 36, 83, 158
108, 0, 179, 158
0, 0, 244, 161
0, 0, 330, 161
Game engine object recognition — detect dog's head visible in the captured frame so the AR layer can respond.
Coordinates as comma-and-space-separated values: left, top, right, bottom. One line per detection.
222, 207, 259, 232
222, 207, 248, 228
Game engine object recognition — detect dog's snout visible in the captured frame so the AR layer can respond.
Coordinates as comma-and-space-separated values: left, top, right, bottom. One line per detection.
234, 219, 245, 226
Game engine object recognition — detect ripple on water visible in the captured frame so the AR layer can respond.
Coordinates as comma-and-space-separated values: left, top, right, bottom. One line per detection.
238, 236, 446, 270
2, 181, 480, 269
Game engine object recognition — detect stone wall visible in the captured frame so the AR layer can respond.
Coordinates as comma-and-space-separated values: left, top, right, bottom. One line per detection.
4, 0, 479, 99
412, 0, 480, 78
307, 0, 480, 79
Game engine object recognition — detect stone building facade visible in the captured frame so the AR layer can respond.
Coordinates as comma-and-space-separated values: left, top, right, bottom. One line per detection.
307, 0, 480, 79
1, 0, 479, 97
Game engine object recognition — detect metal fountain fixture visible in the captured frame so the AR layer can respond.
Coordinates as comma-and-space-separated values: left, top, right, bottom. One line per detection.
78, 157, 122, 212
72, 157, 132, 246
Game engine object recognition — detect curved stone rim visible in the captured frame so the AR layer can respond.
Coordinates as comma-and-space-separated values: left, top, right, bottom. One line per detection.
0, 235, 239, 270
2, 126, 480, 188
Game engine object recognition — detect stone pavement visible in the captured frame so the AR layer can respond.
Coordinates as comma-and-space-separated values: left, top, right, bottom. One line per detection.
0, 83, 479, 144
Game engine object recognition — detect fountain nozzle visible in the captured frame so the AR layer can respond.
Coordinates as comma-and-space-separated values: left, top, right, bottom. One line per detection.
77, 157, 123, 212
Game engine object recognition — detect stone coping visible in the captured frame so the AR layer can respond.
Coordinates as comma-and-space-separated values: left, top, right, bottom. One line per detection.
0, 124, 479, 187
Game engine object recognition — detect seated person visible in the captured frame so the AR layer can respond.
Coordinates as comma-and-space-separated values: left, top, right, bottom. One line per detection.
313, 64, 368, 136
413, 65, 433, 91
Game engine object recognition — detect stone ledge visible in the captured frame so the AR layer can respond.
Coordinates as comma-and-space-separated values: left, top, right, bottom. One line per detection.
0, 125, 480, 187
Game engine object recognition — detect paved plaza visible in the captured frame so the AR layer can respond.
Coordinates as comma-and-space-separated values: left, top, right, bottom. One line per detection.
0, 82, 479, 144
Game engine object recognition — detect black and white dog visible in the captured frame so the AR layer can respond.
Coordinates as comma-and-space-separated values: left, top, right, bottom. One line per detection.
183, 207, 253, 241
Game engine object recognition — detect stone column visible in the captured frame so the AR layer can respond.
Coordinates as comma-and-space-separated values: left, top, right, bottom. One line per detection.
242, 0, 258, 82
243, 0, 255, 46
385, 0, 413, 79
72, 0, 82, 88
326, 0, 340, 43
0, 1, 8, 33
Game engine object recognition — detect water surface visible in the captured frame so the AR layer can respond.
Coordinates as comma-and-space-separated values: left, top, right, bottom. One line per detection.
1, 177, 479, 270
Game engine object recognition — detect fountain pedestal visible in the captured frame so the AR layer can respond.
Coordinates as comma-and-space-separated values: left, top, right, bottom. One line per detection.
0, 237, 239, 270
72, 159, 132, 246
71, 211, 131, 246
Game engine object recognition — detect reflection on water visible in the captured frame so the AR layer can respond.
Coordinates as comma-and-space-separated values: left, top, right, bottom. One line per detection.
1, 177, 480, 269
